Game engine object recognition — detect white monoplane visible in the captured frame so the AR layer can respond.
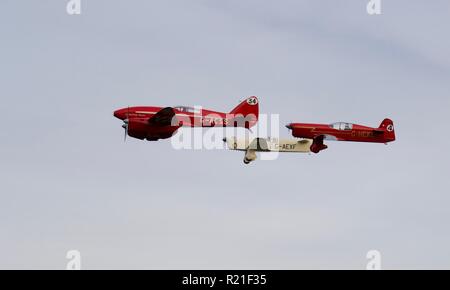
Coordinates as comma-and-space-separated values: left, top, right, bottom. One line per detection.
223, 137, 312, 164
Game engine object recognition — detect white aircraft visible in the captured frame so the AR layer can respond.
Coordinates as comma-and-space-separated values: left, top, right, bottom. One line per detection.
223, 137, 312, 164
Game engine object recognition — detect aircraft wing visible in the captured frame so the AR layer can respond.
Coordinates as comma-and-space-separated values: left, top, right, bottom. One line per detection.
248, 137, 270, 151
148, 107, 177, 126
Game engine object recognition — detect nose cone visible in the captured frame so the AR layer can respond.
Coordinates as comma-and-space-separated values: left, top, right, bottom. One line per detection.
114, 108, 127, 120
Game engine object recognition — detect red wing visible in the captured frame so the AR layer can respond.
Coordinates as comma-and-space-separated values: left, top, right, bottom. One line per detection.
148, 107, 177, 126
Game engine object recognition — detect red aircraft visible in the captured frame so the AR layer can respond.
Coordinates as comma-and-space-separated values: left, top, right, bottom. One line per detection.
286, 119, 395, 153
113, 96, 259, 141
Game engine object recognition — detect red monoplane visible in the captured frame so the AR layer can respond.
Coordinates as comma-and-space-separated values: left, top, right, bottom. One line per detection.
114, 96, 259, 141
286, 119, 395, 153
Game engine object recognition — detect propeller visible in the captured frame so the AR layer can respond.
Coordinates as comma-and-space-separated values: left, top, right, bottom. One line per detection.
122, 107, 130, 142
122, 119, 129, 142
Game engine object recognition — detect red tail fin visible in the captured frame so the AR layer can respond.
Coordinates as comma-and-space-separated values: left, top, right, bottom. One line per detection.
229, 96, 259, 128
379, 118, 395, 141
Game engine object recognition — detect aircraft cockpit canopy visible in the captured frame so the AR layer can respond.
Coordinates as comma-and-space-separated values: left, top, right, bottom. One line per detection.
330, 122, 353, 131
174, 106, 201, 114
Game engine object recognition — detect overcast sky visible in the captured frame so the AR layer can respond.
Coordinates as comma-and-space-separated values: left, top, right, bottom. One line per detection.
1, 0, 450, 269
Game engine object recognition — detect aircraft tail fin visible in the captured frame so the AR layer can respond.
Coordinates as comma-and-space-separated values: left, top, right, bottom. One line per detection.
378, 118, 396, 141
229, 96, 259, 128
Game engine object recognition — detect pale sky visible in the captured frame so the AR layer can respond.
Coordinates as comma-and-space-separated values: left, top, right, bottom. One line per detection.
1, 0, 450, 269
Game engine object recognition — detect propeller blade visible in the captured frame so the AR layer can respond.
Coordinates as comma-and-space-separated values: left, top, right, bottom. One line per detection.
124, 106, 130, 142
123, 119, 129, 142
120, 106, 130, 142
